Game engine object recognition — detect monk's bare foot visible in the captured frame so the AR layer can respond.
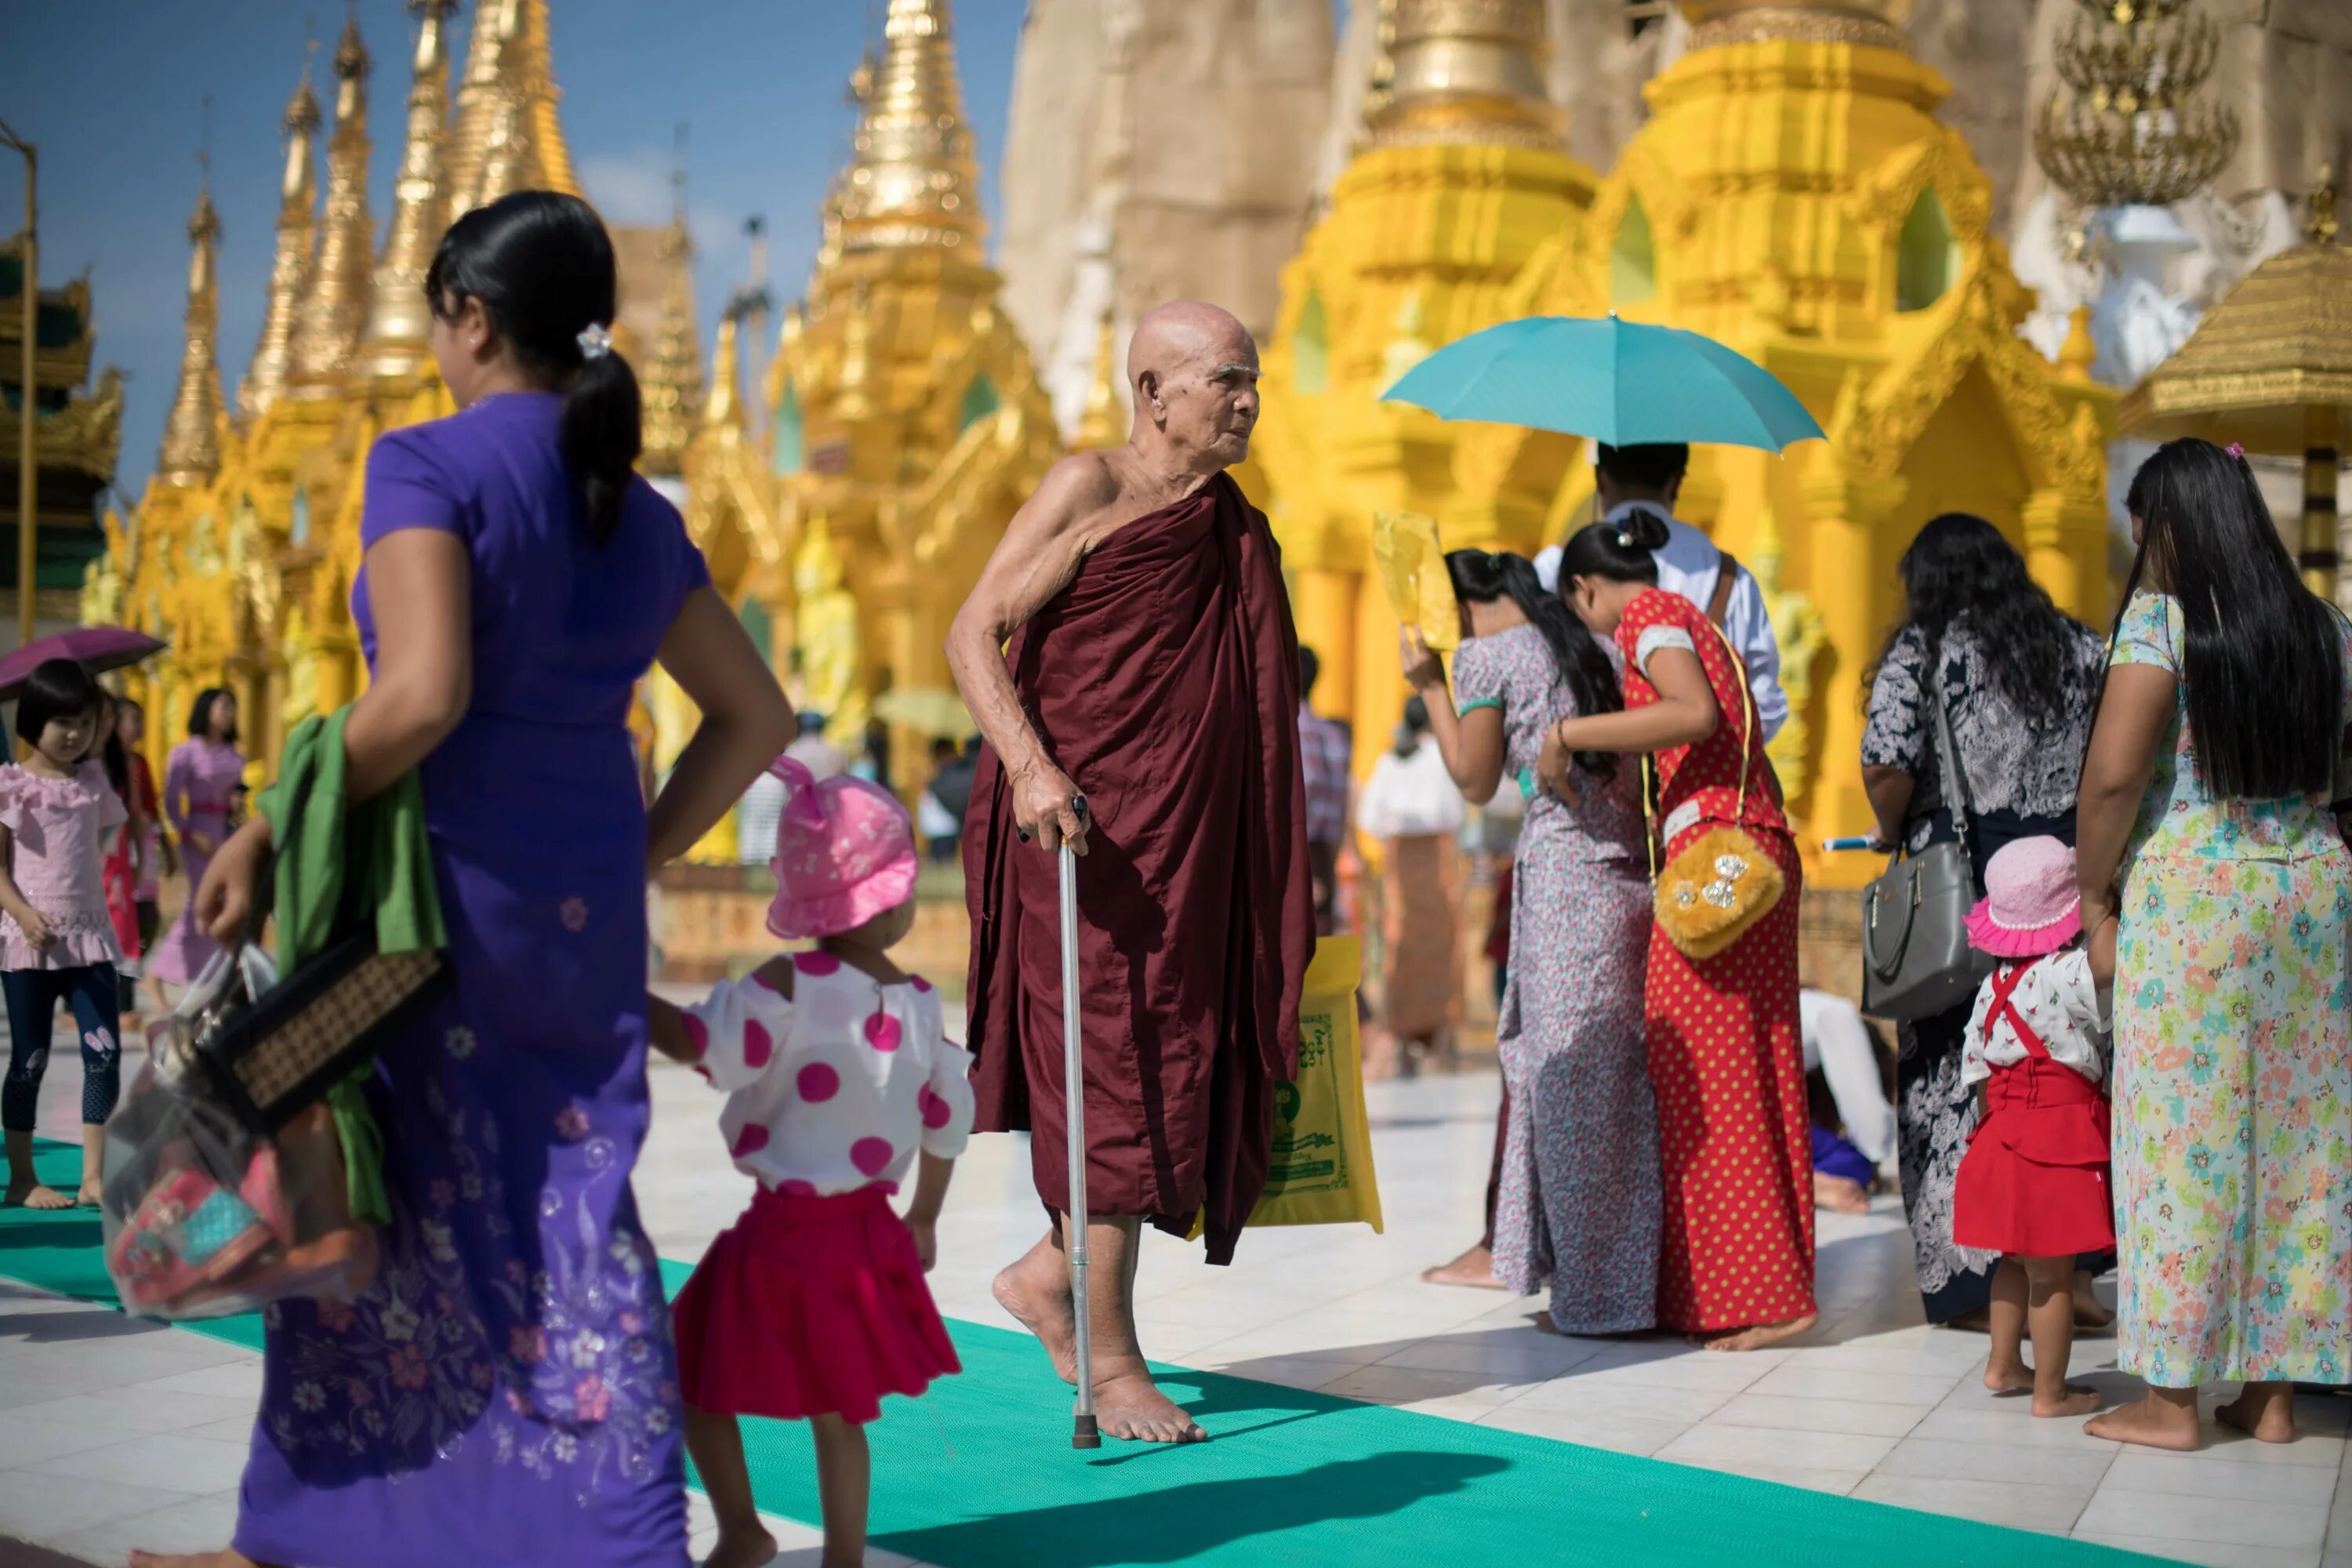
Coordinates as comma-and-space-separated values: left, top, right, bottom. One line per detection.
700, 1524, 779, 1568
1694, 1314, 1817, 1353
1813, 1173, 1871, 1214
2033, 1385, 2105, 1418
128, 1551, 278, 1567
5, 1181, 73, 1210
1421, 1244, 1504, 1290
1093, 1370, 1205, 1443
2071, 1272, 2114, 1331
1984, 1358, 2036, 1396
993, 1245, 1079, 1385
2085, 1392, 2201, 1450
2216, 1386, 2296, 1444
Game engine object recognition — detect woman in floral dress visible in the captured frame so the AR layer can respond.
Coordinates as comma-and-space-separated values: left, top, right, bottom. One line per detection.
1546, 512, 1815, 1351
2077, 437, 2352, 1451
1403, 550, 1656, 1333
134, 194, 793, 1568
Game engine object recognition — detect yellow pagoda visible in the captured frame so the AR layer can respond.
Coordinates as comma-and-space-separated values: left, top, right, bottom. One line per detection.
681, 0, 1059, 797
1250, 0, 1599, 764
97, 0, 702, 797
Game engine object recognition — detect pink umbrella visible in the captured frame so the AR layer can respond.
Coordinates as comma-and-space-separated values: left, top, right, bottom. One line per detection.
0, 626, 168, 703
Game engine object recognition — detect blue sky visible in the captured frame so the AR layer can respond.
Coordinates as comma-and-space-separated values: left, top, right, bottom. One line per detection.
1, 0, 1040, 502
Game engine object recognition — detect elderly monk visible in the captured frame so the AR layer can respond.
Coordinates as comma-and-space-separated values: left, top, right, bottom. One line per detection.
947, 300, 1313, 1444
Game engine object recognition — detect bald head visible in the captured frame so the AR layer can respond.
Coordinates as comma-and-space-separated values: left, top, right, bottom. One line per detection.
1126, 300, 1261, 476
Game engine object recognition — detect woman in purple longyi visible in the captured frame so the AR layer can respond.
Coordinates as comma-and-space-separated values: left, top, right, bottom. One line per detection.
135, 191, 793, 1568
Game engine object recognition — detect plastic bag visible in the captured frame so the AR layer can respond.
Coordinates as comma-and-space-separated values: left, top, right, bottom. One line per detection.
1250, 935, 1384, 1232
100, 950, 378, 1320
1373, 510, 1460, 652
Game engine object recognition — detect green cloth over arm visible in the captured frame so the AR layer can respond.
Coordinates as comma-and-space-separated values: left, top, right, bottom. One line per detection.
256, 706, 448, 1227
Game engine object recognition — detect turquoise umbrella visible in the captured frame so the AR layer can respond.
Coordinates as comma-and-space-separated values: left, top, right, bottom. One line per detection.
1381, 314, 1825, 451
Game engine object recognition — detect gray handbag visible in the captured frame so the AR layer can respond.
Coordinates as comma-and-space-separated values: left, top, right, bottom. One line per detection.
1860, 655, 1994, 1021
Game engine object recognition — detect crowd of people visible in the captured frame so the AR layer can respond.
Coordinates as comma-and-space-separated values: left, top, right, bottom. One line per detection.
0, 183, 2336, 1566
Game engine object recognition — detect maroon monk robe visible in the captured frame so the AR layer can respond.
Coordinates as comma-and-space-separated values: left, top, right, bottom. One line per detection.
963, 472, 1314, 1266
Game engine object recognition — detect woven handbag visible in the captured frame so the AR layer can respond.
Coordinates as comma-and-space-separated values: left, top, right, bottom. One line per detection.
1647, 619, 1785, 960
186, 933, 448, 1134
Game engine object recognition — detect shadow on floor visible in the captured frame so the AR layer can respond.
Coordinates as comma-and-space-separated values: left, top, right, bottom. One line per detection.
878, 1452, 1510, 1567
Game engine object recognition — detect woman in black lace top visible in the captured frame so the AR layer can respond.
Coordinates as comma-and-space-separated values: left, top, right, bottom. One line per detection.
1860, 514, 2103, 1328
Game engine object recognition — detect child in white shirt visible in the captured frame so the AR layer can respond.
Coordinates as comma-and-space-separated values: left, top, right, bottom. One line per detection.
651, 757, 971, 1568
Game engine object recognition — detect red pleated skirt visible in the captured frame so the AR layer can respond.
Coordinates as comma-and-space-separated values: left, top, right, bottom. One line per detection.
1952, 1055, 2115, 1257
671, 1183, 960, 1425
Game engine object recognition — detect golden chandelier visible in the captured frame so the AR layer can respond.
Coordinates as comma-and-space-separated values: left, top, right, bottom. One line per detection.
2034, 0, 2238, 210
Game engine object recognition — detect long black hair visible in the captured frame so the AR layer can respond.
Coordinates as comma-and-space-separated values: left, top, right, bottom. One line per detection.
1867, 514, 2096, 728
15, 659, 100, 748
426, 190, 641, 543
2115, 437, 2343, 800
187, 686, 238, 746
1445, 547, 1622, 776
1555, 506, 1669, 585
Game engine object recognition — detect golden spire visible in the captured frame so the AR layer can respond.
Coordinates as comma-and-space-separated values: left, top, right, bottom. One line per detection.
839, 0, 983, 255
1076, 308, 1126, 450
241, 53, 322, 416
445, 0, 578, 217
836, 286, 875, 419
640, 157, 705, 475
703, 311, 741, 433
1364, 0, 1562, 151
158, 181, 227, 487
289, 11, 376, 395
358, 0, 459, 381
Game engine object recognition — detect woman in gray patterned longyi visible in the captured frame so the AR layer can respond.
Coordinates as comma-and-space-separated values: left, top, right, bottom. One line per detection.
1861, 514, 2103, 1327
1404, 550, 1658, 1334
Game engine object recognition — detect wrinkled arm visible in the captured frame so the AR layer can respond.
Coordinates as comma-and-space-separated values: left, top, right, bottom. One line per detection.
2075, 664, 2173, 932
645, 587, 798, 873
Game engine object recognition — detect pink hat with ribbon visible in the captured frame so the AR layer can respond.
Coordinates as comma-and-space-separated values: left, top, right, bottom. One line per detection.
1964, 835, 2082, 960
763, 755, 919, 941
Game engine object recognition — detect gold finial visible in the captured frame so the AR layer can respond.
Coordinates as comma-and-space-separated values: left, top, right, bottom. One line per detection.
241, 49, 323, 416
446, 0, 577, 216
356, 0, 459, 380
1365, 0, 1563, 151
1076, 307, 1127, 451
838, 0, 984, 255
289, 7, 376, 394
2309, 164, 2339, 246
704, 311, 742, 433
158, 172, 227, 487
641, 129, 706, 476
2059, 303, 2098, 380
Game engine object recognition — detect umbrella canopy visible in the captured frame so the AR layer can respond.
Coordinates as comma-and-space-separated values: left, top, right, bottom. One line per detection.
1381, 314, 1825, 452
0, 626, 168, 705
873, 686, 978, 740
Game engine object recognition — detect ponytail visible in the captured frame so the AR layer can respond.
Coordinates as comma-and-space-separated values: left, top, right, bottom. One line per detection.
1445, 549, 1624, 777
426, 190, 641, 544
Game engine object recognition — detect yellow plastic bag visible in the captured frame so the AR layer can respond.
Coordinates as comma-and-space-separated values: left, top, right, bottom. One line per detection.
1254, 936, 1384, 1232
1373, 510, 1459, 652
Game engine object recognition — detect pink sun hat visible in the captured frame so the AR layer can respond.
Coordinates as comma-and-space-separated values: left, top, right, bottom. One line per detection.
763, 754, 918, 941
1964, 835, 2083, 959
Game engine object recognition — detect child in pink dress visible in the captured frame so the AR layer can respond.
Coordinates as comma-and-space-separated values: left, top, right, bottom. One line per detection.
1, 659, 128, 1210
651, 756, 971, 1568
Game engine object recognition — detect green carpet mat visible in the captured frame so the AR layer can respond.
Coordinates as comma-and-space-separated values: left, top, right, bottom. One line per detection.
2, 1139, 2171, 1566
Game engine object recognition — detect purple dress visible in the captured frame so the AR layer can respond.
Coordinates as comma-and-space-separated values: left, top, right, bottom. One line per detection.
148, 738, 245, 982
232, 394, 708, 1567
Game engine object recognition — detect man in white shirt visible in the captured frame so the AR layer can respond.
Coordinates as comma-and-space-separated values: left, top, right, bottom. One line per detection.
1534, 442, 1788, 742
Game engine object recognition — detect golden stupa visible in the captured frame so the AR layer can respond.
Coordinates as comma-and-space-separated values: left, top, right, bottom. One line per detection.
679, 0, 1059, 809
95, 0, 699, 796
1258, 0, 2115, 888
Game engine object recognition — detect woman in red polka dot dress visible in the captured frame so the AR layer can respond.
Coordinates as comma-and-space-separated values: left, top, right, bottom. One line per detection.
1544, 512, 1817, 1352
648, 755, 974, 1568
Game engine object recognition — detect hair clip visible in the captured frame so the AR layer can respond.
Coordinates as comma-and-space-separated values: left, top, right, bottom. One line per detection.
1614, 531, 1635, 549
2225, 441, 2245, 460
575, 322, 613, 361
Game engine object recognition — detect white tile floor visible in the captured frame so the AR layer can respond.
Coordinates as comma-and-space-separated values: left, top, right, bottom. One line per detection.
8, 1036, 2352, 1566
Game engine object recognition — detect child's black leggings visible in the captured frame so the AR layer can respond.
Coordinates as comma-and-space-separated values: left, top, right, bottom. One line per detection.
1, 963, 122, 1130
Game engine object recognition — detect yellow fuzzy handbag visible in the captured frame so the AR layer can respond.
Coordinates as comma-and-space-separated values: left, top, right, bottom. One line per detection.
1646, 620, 1784, 961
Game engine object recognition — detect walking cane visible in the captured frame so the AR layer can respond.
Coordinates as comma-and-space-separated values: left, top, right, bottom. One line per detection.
1058, 794, 1102, 1449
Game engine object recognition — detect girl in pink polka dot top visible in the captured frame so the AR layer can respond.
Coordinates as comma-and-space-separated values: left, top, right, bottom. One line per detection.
649, 755, 971, 1568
